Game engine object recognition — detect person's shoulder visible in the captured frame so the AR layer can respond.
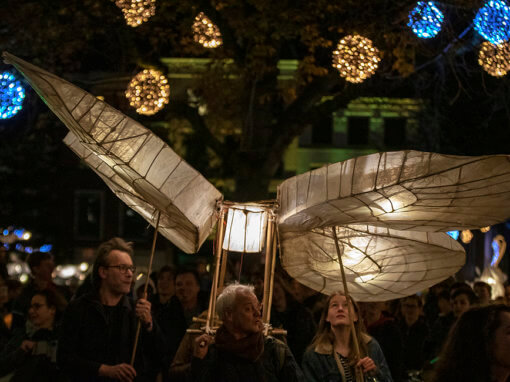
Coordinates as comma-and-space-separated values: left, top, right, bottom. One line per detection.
265, 335, 286, 347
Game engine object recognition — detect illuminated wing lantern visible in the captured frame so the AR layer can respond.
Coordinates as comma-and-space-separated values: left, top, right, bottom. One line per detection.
3, 52, 221, 254
278, 151, 510, 300
5, 53, 510, 331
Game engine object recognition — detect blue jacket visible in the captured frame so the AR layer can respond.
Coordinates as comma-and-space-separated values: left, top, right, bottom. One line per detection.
302, 335, 393, 382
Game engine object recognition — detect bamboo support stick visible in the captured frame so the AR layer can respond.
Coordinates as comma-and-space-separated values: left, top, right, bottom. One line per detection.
331, 226, 364, 382
206, 209, 226, 333
261, 219, 274, 327
130, 211, 161, 367
218, 249, 229, 295
265, 218, 277, 327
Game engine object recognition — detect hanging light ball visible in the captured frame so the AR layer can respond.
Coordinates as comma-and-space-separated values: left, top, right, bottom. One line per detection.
480, 226, 492, 232
478, 40, 510, 76
0, 72, 25, 120
474, 0, 510, 44
332, 35, 381, 83
192, 12, 223, 48
408, 1, 444, 38
461, 230, 474, 244
125, 69, 170, 116
115, 0, 156, 27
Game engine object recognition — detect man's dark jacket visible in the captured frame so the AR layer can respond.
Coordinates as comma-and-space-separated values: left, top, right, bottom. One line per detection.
191, 335, 304, 382
57, 291, 165, 381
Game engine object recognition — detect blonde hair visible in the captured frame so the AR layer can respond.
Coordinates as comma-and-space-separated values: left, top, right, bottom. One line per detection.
309, 291, 369, 365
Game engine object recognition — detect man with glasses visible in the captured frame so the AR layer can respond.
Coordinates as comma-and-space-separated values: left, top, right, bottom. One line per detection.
58, 237, 164, 382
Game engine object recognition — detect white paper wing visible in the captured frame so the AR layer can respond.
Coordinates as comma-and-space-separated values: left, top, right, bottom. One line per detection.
4, 52, 223, 253
278, 150, 510, 233
280, 225, 465, 301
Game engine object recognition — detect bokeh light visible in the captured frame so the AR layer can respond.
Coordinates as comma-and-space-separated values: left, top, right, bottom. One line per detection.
125, 69, 170, 115
332, 35, 381, 83
474, 0, 510, 44
0, 72, 25, 120
408, 2, 444, 38
478, 40, 510, 76
192, 12, 223, 48
115, 0, 156, 27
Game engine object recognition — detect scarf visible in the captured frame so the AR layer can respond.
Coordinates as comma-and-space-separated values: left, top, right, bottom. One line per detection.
214, 325, 264, 362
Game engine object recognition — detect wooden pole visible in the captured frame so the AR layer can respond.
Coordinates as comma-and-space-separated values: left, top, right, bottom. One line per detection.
130, 211, 161, 366
331, 226, 364, 382
206, 209, 226, 331
218, 249, 229, 295
265, 217, 277, 327
261, 217, 274, 330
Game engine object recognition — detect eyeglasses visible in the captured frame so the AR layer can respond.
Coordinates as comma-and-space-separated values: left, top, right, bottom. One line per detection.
104, 264, 136, 274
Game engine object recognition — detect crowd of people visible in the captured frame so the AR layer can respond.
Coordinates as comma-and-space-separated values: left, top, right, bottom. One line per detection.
0, 237, 507, 381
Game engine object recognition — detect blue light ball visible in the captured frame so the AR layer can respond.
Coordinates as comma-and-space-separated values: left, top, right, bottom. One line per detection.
0, 72, 25, 120
408, 1, 444, 39
474, 0, 510, 44
447, 231, 460, 240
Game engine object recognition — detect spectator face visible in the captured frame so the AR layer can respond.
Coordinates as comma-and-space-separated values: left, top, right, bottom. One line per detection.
438, 297, 452, 315
100, 250, 134, 295
28, 294, 55, 329
359, 301, 382, 326
157, 271, 174, 296
231, 291, 262, 335
452, 293, 471, 317
33, 257, 55, 282
492, 312, 510, 372
175, 272, 200, 306
474, 284, 491, 303
326, 294, 358, 327
401, 298, 421, 325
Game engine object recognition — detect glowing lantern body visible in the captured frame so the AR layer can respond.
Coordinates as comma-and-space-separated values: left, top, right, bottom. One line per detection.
222, 205, 268, 253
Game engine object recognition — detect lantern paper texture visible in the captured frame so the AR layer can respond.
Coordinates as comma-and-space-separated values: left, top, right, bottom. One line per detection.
4, 52, 222, 254
280, 225, 465, 301
222, 206, 268, 253
278, 151, 510, 233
